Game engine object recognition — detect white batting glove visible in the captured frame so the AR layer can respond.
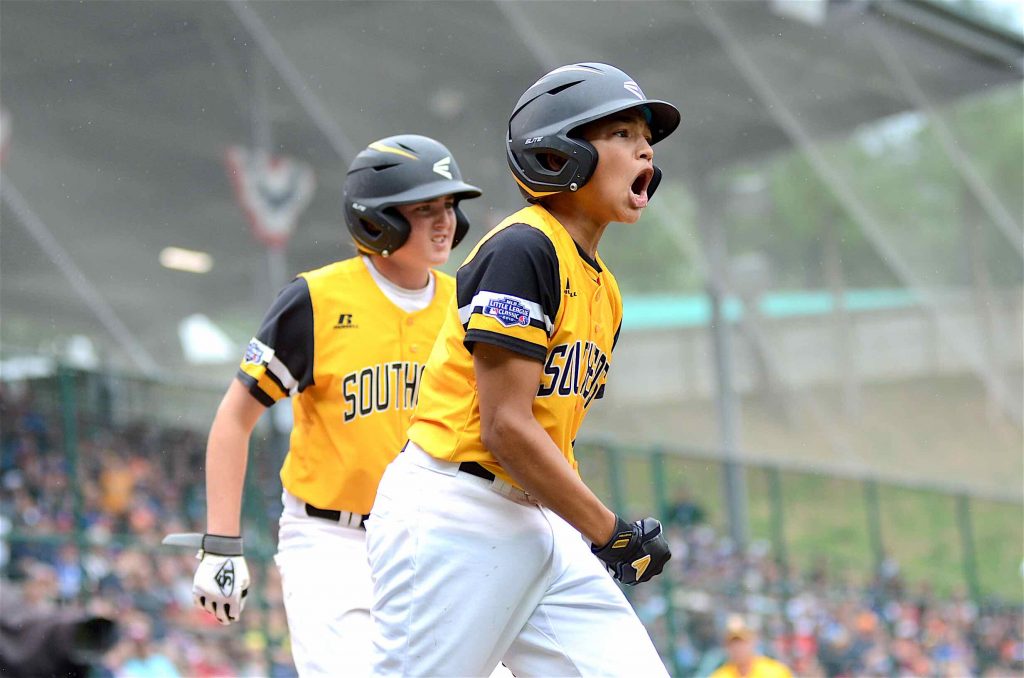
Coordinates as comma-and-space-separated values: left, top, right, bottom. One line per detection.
165, 533, 250, 625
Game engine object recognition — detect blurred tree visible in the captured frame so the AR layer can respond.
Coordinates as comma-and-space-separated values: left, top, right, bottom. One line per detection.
721, 85, 1021, 292
593, 86, 1021, 297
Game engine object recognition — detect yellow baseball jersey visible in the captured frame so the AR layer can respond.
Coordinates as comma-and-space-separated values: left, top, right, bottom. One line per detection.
709, 656, 793, 678
237, 256, 455, 514
408, 204, 623, 486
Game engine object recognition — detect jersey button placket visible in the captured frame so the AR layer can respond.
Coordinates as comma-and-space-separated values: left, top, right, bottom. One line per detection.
591, 278, 605, 338
401, 317, 412, 361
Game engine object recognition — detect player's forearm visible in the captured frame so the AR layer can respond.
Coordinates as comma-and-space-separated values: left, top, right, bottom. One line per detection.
204, 380, 265, 536
205, 412, 251, 536
483, 415, 616, 546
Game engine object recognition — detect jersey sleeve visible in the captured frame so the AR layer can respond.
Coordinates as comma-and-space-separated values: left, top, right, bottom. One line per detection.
457, 224, 561, 362
236, 277, 315, 406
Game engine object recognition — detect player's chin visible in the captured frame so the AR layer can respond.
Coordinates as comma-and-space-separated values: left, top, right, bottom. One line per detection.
616, 205, 645, 224
427, 247, 452, 266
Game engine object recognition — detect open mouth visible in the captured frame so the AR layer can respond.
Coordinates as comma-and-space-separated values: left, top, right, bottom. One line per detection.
431, 233, 450, 245
631, 168, 654, 199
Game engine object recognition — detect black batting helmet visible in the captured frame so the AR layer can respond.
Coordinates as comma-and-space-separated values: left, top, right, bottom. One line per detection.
507, 63, 680, 203
343, 134, 482, 257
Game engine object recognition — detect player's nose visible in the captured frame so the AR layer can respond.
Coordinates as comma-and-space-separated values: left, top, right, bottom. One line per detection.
435, 208, 456, 230
637, 137, 654, 161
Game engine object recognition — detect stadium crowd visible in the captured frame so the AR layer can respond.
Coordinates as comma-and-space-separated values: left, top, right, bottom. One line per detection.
633, 511, 1022, 677
1, 379, 1021, 677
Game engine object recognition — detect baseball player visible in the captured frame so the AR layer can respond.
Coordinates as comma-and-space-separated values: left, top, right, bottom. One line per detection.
366, 62, 680, 676
166, 134, 481, 676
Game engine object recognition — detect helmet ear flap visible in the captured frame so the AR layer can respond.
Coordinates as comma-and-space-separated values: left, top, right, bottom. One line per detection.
374, 209, 412, 256
452, 204, 470, 248
647, 166, 663, 202
510, 137, 598, 199
348, 206, 411, 257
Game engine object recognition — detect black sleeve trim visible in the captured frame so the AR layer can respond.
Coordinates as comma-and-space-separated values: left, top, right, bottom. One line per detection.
254, 277, 316, 392
457, 224, 561, 328
612, 322, 622, 351
235, 370, 275, 408
465, 329, 547, 363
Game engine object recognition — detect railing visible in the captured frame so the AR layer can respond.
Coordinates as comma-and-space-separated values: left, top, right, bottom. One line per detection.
2, 365, 1020, 676
574, 440, 1022, 674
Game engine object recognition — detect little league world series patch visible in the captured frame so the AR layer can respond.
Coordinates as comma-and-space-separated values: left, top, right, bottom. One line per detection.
244, 338, 274, 365
484, 296, 531, 328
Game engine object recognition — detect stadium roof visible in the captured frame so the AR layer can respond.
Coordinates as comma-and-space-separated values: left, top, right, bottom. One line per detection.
2, 0, 1021, 380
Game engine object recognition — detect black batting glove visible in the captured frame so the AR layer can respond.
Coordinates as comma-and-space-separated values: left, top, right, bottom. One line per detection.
591, 516, 671, 585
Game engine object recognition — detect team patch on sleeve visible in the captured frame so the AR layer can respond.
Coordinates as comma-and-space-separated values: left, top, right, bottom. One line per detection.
460, 291, 553, 334
484, 296, 530, 327
238, 335, 299, 403
244, 337, 274, 365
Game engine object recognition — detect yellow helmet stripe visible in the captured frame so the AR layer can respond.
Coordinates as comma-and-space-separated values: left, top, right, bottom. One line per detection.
368, 142, 417, 160
512, 173, 557, 198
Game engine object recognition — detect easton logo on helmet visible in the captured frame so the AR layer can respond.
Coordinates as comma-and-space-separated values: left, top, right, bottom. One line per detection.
623, 80, 645, 99
432, 157, 453, 180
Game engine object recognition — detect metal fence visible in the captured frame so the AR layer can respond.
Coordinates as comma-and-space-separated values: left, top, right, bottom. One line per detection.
2, 365, 1020, 675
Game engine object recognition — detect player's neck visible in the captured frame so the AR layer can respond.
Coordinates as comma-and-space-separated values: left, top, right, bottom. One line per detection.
539, 199, 608, 260
366, 255, 430, 291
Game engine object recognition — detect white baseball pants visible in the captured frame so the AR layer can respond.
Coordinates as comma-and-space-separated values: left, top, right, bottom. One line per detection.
275, 489, 375, 677
366, 442, 669, 677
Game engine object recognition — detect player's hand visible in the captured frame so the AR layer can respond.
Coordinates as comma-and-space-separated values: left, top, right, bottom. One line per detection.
164, 532, 250, 625
591, 516, 671, 585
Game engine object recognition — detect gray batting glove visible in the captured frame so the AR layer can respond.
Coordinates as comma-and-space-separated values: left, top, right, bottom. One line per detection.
164, 532, 250, 625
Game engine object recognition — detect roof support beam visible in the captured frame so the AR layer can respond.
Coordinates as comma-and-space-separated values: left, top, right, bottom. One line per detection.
694, 0, 1022, 428
871, 0, 1024, 72
868, 24, 1024, 255
1, 176, 159, 376
228, 1, 357, 164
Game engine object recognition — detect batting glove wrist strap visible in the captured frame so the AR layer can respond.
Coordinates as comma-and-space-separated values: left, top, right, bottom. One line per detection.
591, 515, 671, 586
201, 534, 244, 557
591, 516, 635, 559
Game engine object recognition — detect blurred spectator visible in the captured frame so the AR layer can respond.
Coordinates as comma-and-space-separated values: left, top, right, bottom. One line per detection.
113, 618, 178, 678
667, 487, 706, 528
1, 380, 1020, 678
709, 615, 793, 678
99, 451, 134, 525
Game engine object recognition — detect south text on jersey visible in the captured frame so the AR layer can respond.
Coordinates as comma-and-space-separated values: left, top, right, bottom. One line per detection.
538, 340, 609, 406
341, 362, 426, 422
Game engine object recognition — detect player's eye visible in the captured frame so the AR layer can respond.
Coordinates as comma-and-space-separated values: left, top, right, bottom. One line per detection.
444, 201, 455, 210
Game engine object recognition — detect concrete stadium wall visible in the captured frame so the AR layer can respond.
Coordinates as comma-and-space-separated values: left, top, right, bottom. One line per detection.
605, 289, 1023, 404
